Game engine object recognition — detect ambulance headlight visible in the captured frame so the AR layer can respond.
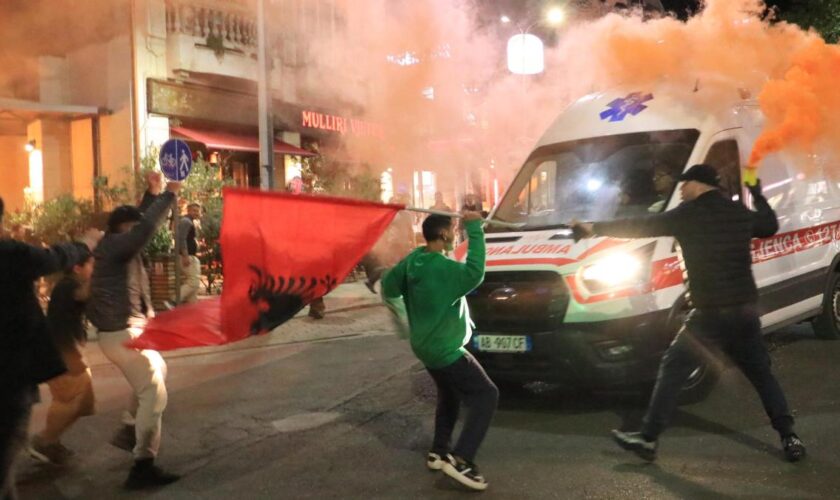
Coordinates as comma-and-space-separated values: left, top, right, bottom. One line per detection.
577, 244, 655, 295
580, 253, 642, 285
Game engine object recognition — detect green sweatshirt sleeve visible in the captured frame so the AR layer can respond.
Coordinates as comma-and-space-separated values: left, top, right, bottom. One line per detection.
381, 257, 408, 299
446, 219, 485, 299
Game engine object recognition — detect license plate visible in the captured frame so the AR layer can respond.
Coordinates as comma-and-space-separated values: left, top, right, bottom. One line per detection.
473, 335, 531, 353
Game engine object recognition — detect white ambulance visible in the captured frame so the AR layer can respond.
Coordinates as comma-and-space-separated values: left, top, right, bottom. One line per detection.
462, 89, 840, 397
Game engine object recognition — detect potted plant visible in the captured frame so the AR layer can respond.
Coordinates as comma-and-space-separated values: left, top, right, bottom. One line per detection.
145, 225, 175, 310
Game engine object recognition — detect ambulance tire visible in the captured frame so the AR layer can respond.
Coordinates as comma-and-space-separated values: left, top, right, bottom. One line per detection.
677, 363, 718, 405
813, 272, 840, 340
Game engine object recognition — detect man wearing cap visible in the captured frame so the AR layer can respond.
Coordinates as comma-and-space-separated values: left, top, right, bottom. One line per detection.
572, 164, 806, 463
88, 179, 181, 489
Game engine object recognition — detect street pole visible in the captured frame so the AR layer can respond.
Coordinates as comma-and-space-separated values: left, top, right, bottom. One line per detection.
257, 0, 275, 190
174, 196, 181, 304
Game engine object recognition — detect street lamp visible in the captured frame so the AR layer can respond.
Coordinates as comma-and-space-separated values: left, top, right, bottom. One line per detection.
507, 34, 544, 75
505, 6, 566, 75
546, 6, 565, 25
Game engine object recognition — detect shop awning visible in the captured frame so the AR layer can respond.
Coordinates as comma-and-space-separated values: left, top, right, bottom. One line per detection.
171, 126, 315, 157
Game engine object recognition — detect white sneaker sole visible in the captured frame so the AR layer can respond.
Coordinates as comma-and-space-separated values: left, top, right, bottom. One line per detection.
427, 459, 445, 471
442, 463, 488, 491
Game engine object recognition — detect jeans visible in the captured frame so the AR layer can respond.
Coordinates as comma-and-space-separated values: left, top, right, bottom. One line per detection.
98, 326, 168, 460
427, 352, 499, 463
1, 387, 34, 500
642, 303, 794, 440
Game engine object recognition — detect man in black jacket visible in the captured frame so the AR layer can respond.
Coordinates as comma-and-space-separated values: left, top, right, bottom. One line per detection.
0, 197, 92, 500
573, 164, 805, 463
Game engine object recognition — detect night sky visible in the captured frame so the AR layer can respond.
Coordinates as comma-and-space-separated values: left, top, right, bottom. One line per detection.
660, 0, 794, 17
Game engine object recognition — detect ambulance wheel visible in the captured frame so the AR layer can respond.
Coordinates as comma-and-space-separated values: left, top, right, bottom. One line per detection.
813, 272, 840, 340
678, 363, 718, 404
666, 299, 718, 403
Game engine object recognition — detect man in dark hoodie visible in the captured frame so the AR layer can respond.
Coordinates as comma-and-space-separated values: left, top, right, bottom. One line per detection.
573, 164, 805, 463
88, 179, 181, 489
382, 210, 497, 492
0, 196, 92, 500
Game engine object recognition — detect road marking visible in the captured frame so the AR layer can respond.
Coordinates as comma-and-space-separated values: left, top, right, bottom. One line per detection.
272, 412, 341, 433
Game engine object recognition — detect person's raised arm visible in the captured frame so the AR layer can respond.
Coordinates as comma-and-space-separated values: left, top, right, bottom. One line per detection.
447, 211, 485, 298
110, 182, 180, 261
574, 205, 686, 240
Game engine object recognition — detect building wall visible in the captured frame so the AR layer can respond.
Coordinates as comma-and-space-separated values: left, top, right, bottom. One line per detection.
136, 0, 170, 153
0, 136, 29, 213
99, 107, 134, 191
27, 119, 74, 203
71, 119, 95, 200
65, 35, 136, 192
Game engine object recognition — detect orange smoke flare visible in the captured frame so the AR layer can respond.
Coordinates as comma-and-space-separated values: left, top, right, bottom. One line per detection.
750, 39, 840, 170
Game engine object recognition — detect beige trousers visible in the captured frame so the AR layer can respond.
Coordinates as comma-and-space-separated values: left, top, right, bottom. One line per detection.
179, 255, 202, 304
98, 326, 168, 460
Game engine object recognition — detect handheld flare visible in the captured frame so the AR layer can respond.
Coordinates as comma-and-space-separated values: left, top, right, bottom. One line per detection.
743, 167, 759, 187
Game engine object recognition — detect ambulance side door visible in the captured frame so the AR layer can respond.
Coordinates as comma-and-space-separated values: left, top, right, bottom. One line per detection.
791, 164, 840, 304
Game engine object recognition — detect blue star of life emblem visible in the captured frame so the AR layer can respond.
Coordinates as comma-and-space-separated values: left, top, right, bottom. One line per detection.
599, 92, 654, 122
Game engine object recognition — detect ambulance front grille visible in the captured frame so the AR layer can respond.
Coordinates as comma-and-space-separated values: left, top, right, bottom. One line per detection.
466, 271, 569, 334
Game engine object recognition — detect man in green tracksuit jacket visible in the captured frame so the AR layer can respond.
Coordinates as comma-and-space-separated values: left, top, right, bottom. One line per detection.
382, 210, 498, 492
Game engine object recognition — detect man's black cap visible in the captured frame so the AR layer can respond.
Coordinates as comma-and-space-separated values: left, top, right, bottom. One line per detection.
678, 164, 720, 187
107, 205, 143, 232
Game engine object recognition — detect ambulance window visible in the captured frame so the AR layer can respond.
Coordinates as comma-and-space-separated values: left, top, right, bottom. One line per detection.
492, 129, 699, 230
703, 140, 741, 201
527, 161, 557, 216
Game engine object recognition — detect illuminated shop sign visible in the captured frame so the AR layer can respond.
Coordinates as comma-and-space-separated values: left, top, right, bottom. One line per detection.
301, 111, 384, 138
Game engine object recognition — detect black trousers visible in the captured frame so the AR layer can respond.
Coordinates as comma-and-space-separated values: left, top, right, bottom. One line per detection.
0, 387, 34, 500
642, 303, 795, 440
426, 352, 498, 463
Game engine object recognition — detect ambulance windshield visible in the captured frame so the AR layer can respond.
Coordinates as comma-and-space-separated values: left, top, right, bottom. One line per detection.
492, 129, 700, 231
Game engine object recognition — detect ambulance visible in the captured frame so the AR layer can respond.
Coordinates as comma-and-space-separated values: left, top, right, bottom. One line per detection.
462, 89, 840, 397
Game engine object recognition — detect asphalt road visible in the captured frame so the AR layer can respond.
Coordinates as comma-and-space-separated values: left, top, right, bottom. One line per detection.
16, 303, 840, 499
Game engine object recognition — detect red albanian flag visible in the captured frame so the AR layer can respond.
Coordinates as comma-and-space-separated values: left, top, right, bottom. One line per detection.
129, 188, 401, 351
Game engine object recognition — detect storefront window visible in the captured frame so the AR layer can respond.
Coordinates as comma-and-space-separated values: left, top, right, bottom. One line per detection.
380, 170, 394, 203
413, 170, 437, 208
284, 155, 303, 187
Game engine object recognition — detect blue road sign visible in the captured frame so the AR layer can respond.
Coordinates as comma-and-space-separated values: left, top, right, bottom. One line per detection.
159, 139, 193, 181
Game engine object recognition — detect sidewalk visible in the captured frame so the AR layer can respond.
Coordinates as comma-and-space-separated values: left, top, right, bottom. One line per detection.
81, 281, 384, 368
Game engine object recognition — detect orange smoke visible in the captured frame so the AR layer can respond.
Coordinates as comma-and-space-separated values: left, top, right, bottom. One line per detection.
302, 0, 838, 195
750, 39, 840, 168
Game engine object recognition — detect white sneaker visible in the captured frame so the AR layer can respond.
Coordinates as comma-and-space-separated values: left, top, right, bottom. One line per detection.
442, 455, 488, 491
426, 452, 449, 471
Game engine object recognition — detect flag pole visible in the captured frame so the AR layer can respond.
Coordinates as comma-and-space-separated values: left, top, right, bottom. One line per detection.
404, 206, 525, 229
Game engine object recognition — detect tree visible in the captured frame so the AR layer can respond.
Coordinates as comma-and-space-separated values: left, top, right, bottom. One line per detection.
777, 0, 840, 43
301, 145, 382, 202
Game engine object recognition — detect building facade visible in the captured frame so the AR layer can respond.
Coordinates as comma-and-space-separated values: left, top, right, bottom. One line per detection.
0, 0, 379, 215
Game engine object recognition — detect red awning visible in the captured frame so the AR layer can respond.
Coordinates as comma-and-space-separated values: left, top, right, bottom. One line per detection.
171, 127, 315, 157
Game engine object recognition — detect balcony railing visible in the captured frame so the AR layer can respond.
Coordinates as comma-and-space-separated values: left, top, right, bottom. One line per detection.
165, 0, 257, 50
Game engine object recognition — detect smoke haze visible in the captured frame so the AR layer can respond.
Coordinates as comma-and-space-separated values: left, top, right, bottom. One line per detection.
318, 0, 838, 184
